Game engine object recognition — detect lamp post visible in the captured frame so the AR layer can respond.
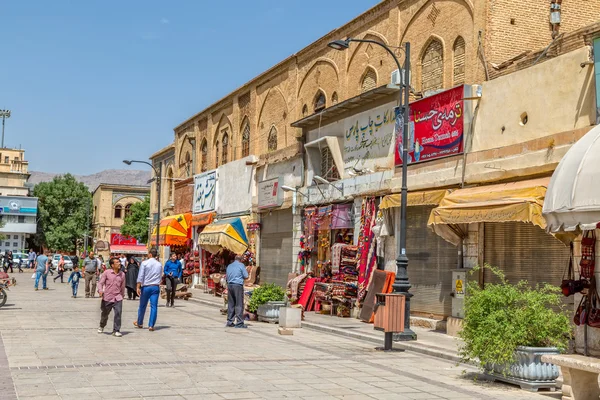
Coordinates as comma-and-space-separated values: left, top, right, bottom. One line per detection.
329, 38, 416, 342
0, 109, 11, 148
123, 160, 162, 250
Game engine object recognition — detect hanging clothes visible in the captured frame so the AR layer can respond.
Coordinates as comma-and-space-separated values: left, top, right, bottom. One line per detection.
357, 197, 377, 300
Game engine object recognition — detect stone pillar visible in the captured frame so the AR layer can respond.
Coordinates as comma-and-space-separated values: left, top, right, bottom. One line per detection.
561, 366, 600, 400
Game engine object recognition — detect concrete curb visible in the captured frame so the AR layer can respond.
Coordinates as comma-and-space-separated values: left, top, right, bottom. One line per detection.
188, 295, 465, 364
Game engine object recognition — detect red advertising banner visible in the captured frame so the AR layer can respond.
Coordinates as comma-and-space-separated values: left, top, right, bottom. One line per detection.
395, 85, 464, 166
110, 233, 139, 246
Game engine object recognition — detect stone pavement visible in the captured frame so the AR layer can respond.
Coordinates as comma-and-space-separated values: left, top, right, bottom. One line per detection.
0, 271, 560, 400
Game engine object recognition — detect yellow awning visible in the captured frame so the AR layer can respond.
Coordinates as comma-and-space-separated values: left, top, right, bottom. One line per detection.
380, 189, 450, 209
427, 177, 550, 245
198, 217, 249, 255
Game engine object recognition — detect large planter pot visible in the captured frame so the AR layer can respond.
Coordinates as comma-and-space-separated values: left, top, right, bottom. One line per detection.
485, 346, 560, 392
257, 301, 287, 323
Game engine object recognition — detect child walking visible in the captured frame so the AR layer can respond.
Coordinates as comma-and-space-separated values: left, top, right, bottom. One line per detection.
68, 266, 82, 298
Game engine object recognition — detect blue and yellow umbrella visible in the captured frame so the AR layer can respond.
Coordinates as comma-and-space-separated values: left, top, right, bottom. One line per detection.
198, 217, 249, 255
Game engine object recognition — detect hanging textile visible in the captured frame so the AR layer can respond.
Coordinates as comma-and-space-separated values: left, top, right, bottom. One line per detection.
303, 207, 317, 249
331, 243, 345, 273
332, 203, 354, 229
357, 197, 377, 300
316, 206, 332, 231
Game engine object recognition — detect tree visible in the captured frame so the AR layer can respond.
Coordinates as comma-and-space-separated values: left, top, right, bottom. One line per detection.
120, 196, 150, 244
33, 174, 91, 252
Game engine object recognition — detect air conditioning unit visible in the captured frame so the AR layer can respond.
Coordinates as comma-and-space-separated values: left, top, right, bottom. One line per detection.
391, 69, 411, 86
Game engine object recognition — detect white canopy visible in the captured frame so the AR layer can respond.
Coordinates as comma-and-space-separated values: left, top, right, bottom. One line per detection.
543, 125, 600, 232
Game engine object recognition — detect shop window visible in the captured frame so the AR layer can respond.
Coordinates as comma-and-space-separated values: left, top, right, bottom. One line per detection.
453, 36, 466, 86
331, 92, 339, 105
314, 91, 326, 113
124, 204, 132, 218
241, 123, 250, 158
114, 205, 122, 219
222, 132, 229, 164
320, 147, 340, 181
421, 39, 444, 92
361, 68, 377, 93
267, 126, 278, 152
200, 139, 208, 172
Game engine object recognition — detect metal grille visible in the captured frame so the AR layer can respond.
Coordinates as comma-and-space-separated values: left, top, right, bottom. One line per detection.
260, 209, 293, 288
421, 39, 443, 93
407, 206, 457, 318
361, 68, 377, 93
484, 222, 570, 301
241, 123, 250, 157
222, 132, 229, 164
320, 147, 339, 181
267, 126, 278, 152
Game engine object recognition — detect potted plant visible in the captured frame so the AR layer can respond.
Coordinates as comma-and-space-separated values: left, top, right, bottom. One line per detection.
248, 283, 287, 323
459, 265, 572, 391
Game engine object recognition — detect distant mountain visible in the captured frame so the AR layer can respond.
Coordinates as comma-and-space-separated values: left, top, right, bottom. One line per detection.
28, 169, 152, 191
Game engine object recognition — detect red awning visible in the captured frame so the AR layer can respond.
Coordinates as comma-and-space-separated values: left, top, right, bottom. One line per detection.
110, 244, 148, 255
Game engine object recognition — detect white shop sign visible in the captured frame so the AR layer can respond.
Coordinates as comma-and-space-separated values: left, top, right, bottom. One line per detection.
343, 101, 396, 166
258, 177, 283, 209
193, 170, 217, 214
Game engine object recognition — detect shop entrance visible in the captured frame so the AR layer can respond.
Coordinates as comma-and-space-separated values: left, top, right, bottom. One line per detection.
260, 209, 293, 287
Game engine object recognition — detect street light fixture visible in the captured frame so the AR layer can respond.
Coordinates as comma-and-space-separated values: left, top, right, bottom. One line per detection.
0, 109, 11, 149
123, 159, 162, 251
313, 175, 343, 194
281, 185, 310, 199
329, 38, 416, 343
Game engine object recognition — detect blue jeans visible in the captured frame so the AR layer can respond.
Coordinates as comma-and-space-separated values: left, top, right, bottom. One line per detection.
137, 286, 159, 328
34, 271, 47, 289
71, 282, 79, 296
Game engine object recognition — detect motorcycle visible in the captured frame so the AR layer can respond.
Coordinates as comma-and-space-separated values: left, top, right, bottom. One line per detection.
0, 281, 8, 308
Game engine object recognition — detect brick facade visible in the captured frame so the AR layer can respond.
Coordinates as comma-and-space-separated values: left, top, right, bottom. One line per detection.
168, 0, 599, 179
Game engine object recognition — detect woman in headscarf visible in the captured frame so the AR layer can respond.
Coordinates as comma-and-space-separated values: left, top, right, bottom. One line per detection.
125, 256, 140, 300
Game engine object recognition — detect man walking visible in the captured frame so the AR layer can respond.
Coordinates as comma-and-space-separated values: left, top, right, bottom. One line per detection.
226, 255, 248, 329
83, 252, 100, 298
34, 251, 50, 291
163, 253, 182, 307
27, 249, 36, 269
134, 248, 162, 331
97, 257, 126, 337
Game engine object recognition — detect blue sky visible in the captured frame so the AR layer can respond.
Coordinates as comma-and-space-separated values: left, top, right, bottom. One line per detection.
2, 0, 380, 175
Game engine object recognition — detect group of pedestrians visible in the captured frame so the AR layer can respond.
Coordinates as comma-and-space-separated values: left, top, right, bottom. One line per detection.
2, 251, 24, 273
26, 246, 249, 336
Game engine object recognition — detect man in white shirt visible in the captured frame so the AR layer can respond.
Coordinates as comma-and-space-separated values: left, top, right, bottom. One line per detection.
119, 254, 127, 268
134, 248, 163, 331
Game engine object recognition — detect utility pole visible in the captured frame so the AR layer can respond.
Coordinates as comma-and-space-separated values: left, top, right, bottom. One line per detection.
0, 110, 11, 148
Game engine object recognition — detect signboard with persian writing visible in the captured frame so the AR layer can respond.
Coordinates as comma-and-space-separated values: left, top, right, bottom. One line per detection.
193, 170, 217, 214
344, 101, 396, 166
110, 233, 140, 246
395, 85, 465, 166
258, 177, 283, 209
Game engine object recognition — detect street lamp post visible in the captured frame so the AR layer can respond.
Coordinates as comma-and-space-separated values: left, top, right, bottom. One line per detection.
0, 109, 11, 148
123, 160, 162, 250
328, 38, 416, 343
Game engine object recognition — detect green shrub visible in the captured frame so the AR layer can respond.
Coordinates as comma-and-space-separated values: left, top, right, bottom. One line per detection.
459, 265, 572, 372
248, 283, 286, 313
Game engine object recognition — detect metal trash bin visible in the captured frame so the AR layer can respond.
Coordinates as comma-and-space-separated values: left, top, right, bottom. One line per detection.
374, 293, 405, 333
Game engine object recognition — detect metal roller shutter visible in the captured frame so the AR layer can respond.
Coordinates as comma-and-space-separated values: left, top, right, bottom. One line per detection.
260, 209, 293, 288
407, 206, 457, 319
484, 222, 572, 306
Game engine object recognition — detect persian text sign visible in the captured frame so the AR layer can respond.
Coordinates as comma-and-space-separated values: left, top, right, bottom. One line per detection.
344, 101, 396, 165
395, 86, 464, 165
193, 170, 217, 214
258, 177, 283, 209
110, 233, 139, 246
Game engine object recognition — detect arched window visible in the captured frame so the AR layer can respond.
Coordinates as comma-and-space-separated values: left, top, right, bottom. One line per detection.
114, 205, 122, 219
421, 39, 444, 92
267, 126, 278, 152
453, 36, 466, 86
302, 104, 308, 117
314, 91, 326, 113
361, 68, 377, 93
124, 204, 132, 218
331, 92, 338, 105
167, 168, 174, 202
200, 139, 208, 172
184, 151, 192, 177
241, 123, 250, 158
215, 141, 219, 167
222, 132, 229, 164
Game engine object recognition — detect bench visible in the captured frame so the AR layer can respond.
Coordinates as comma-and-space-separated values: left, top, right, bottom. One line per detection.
541, 354, 600, 400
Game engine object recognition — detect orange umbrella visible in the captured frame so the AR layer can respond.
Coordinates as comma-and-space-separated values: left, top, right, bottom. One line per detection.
151, 213, 192, 246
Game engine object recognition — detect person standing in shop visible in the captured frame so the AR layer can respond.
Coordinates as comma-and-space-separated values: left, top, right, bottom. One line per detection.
163, 253, 182, 307
226, 255, 248, 329
134, 248, 162, 331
